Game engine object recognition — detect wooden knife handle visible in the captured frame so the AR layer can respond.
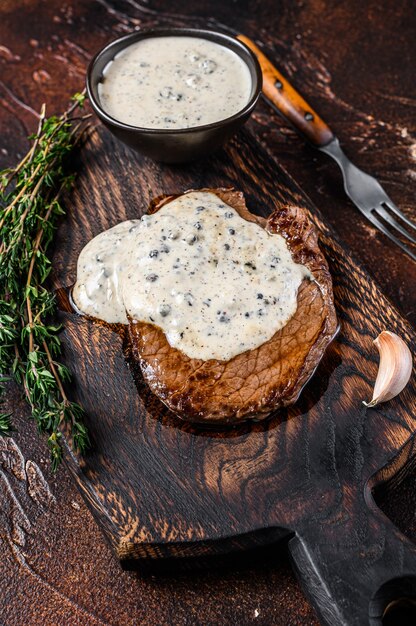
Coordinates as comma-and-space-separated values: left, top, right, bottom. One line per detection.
238, 35, 334, 147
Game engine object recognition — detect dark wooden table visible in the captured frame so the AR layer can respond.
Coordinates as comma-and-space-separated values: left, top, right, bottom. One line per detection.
1, 1, 415, 624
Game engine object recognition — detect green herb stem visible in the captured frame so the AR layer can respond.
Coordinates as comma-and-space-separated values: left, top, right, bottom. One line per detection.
0, 93, 91, 470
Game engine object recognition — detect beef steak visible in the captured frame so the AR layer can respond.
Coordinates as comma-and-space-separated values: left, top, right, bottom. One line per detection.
129, 188, 338, 424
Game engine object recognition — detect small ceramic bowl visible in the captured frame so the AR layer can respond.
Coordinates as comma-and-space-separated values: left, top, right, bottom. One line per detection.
86, 28, 262, 163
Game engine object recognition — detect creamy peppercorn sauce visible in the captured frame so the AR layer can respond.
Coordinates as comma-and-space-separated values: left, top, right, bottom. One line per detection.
72, 192, 311, 361
98, 36, 252, 129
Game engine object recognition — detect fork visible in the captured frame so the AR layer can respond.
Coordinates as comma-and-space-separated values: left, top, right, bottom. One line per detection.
238, 35, 416, 262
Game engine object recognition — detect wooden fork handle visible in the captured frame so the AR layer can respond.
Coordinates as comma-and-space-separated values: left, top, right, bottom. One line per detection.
238, 35, 334, 147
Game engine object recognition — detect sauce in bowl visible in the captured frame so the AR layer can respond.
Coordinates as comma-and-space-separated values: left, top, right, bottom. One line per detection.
98, 36, 252, 129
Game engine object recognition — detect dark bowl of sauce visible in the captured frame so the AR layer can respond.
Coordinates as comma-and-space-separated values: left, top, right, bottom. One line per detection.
86, 28, 262, 163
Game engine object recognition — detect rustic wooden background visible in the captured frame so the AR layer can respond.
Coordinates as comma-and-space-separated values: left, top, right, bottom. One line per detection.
1, 1, 415, 624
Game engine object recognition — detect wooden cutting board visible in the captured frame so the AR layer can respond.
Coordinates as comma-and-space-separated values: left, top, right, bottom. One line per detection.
53, 124, 416, 626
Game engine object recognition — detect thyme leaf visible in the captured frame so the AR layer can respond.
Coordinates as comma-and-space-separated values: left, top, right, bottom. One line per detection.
0, 93, 91, 471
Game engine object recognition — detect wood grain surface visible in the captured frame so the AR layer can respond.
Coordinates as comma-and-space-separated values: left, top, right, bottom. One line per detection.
52, 112, 416, 624
1, 1, 416, 625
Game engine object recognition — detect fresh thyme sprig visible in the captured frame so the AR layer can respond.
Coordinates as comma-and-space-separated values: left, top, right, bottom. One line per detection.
0, 93, 91, 470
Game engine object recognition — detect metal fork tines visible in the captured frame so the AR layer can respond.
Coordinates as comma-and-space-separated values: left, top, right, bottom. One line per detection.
321, 139, 416, 261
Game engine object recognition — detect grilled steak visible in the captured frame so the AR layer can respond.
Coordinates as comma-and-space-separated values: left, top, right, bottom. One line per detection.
129, 188, 337, 424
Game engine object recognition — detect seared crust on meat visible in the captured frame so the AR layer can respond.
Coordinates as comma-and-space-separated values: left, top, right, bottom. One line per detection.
129, 188, 338, 424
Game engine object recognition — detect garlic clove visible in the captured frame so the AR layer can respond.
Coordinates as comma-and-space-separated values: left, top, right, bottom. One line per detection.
363, 331, 413, 408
